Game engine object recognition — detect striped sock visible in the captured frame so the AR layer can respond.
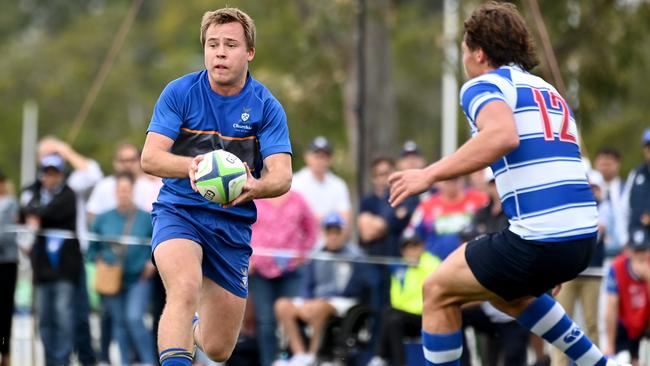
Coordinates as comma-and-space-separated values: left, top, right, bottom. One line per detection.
422, 329, 462, 366
517, 294, 611, 366
159, 348, 193, 366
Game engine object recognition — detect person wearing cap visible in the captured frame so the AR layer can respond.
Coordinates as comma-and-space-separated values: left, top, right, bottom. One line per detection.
38, 136, 102, 366
397, 140, 427, 171
19, 154, 82, 366
603, 228, 650, 366
274, 212, 361, 366
292, 136, 352, 226
367, 233, 440, 366
622, 128, 650, 245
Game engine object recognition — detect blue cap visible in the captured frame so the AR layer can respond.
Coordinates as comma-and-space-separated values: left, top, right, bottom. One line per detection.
643, 128, 650, 145
322, 212, 344, 229
40, 154, 65, 172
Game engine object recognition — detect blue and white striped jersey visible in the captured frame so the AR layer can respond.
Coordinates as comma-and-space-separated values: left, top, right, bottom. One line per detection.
460, 65, 597, 242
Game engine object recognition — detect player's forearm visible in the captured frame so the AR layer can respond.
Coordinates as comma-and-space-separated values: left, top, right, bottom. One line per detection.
426, 124, 518, 183
255, 169, 292, 199
141, 149, 193, 178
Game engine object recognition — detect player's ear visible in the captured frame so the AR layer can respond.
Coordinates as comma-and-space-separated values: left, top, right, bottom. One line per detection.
247, 47, 255, 62
476, 47, 488, 65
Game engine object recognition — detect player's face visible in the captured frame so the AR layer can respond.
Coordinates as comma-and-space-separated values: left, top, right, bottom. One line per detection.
204, 22, 255, 94
461, 41, 483, 79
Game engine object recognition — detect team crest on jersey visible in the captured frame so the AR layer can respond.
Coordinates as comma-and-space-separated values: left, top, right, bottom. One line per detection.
241, 107, 251, 122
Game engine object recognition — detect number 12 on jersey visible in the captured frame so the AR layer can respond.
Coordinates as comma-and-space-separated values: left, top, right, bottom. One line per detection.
532, 88, 576, 143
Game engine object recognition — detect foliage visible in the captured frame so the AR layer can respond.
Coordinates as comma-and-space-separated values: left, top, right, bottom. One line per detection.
0, 0, 649, 188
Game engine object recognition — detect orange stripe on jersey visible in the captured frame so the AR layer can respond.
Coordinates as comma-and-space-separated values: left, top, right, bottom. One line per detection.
180, 127, 257, 141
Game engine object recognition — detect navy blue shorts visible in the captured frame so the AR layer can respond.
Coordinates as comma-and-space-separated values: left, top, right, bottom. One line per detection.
151, 202, 253, 298
465, 229, 596, 301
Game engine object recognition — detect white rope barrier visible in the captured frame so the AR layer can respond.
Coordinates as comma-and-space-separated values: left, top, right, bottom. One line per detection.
0, 224, 607, 275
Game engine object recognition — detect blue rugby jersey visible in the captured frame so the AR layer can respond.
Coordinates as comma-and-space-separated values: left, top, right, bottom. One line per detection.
460, 65, 597, 242
147, 71, 292, 223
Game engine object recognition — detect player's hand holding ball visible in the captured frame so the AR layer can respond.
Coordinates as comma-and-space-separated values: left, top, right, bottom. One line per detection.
190, 149, 252, 206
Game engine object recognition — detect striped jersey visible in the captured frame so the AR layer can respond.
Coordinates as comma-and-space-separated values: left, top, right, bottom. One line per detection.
459, 65, 597, 242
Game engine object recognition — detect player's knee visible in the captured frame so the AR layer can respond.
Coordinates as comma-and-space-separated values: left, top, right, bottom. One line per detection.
423, 274, 450, 309
166, 278, 201, 308
203, 342, 234, 363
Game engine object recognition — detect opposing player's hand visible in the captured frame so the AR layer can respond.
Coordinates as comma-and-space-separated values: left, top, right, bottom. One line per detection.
223, 163, 258, 208
188, 154, 204, 192
388, 169, 431, 207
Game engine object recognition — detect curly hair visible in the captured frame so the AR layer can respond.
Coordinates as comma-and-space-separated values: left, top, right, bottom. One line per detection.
463, 1, 538, 71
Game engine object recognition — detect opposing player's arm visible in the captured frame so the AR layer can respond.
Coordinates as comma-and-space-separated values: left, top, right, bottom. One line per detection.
389, 100, 518, 206
141, 132, 195, 179
223, 152, 292, 208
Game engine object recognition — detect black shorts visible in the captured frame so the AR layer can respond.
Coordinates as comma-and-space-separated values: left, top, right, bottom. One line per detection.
465, 229, 596, 301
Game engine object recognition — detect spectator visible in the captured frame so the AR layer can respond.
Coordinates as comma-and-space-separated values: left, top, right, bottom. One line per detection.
87, 142, 162, 220
249, 190, 319, 366
551, 171, 607, 366
604, 228, 650, 366
89, 172, 156, 366
358, 157, 398, 257
20, 154, 82, 366
396, 141, 427, 171
623, 128, 650, 241
358, 157, 421, 318
292, 136, 351, 226
37, 136, 102, 366
407, 177, 487, 260
0, 170, 18, 366
367, 233, 440, 366
595, 148, 627, 255
86, 142, 162, 364
274, 213, 361, 366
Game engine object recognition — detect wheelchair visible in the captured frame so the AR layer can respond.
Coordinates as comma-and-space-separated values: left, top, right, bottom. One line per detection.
278, 304, 376, 365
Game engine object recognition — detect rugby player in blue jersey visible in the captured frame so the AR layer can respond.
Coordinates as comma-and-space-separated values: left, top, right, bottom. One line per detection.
389, 2, 617, 366
141, 8, 292, 366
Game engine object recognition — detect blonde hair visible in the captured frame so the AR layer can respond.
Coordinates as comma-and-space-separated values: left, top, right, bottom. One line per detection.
200, 8, 256, 49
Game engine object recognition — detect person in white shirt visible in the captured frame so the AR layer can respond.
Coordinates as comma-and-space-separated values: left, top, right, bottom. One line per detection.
87, 142, 162, 219
292, 136, 351, 226
595, 148, 627, 255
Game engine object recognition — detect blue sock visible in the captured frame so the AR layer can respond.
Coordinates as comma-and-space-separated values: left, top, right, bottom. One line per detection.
517, 294, 609, 366
422, 329, 462, 366
159, 348, 193, 366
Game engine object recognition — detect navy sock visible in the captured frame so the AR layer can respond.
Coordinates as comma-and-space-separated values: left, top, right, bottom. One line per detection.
517, 294, 610, 366
159, 348, 193, 366
422, 329, 462, 366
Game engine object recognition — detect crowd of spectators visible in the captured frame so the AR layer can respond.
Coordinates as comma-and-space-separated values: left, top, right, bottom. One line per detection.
0, 131, 649, 366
